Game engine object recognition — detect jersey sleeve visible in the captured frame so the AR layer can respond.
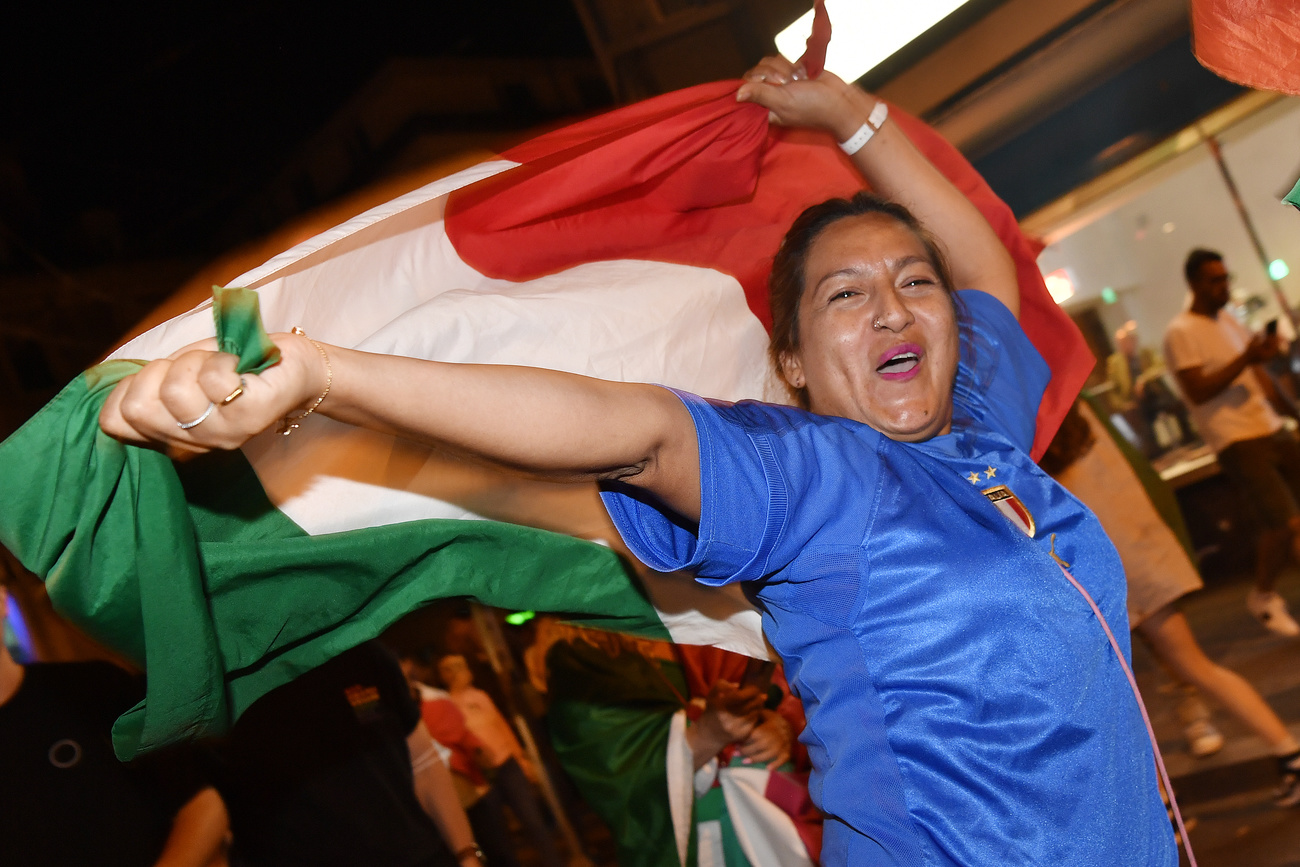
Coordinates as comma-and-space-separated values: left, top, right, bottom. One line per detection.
600, 389, 874, 586
951, 289, 1051, 453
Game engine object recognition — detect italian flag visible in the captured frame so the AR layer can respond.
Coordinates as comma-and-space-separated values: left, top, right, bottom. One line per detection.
0, 75, 1090, 761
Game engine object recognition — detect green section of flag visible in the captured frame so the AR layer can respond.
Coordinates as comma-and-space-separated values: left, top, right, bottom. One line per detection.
1082, 393, 1196, 562
695, 780, 754, 867
0, 288, 668, 759
1286, 177, 1300, 211
546, 639, 685, 867
213, 285, 281, 372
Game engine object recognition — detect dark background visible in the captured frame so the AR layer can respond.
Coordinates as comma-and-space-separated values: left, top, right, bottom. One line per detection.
0, 1, 594, 269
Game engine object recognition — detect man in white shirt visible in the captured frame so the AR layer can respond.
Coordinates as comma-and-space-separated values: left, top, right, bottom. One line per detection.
1164, 248, 1300, 636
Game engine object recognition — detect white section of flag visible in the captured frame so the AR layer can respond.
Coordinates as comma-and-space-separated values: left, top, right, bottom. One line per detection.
111, 159, 775, 657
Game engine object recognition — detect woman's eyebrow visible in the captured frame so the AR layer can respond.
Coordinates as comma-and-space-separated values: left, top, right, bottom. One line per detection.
813, 266, 863, 291
814, 255, 933, 289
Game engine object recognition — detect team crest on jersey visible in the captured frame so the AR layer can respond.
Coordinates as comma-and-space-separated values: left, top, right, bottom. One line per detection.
982, 485, 1036, 538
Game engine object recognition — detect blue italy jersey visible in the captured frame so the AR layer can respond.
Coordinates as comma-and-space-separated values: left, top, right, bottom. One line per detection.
601, 290, 1175, 866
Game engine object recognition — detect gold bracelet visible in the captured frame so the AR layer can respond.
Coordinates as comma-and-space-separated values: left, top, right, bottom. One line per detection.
279, 326, 332, 435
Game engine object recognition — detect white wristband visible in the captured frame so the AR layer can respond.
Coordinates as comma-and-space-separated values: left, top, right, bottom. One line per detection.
838, 101, 889, 156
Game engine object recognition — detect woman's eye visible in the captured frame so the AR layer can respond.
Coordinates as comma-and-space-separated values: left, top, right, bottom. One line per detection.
830, 288, 858, 301
902, 277, 935, 289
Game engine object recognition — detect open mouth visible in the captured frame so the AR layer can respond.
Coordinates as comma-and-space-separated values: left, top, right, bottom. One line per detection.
876, 344, 923, 379
878, 352, 919, 373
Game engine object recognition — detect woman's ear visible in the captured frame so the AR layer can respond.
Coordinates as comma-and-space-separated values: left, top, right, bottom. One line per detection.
779, 351, 805, 390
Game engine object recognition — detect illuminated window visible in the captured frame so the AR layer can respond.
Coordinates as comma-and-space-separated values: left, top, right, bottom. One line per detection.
776, 1, 974, 83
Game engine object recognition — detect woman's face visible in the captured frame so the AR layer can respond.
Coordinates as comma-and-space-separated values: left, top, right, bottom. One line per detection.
782, 213, 959, 441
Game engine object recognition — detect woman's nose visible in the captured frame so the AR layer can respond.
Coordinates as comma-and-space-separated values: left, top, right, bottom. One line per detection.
873, 290, 915, 332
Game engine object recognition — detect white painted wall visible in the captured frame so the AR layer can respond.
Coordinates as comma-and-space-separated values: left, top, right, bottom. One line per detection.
1037, 96, 1300, 356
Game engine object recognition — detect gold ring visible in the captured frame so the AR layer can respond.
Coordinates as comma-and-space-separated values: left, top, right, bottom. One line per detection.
221, 376, 247, 405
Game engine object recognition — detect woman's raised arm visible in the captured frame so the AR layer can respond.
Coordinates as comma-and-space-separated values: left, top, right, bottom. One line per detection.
736, 57, 1019, 317
99, 332, 703, 520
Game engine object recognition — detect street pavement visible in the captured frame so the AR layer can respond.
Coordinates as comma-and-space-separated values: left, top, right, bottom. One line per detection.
1138, 567, 1300, 866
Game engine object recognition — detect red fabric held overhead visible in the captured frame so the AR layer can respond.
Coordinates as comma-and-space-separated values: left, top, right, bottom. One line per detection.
443, 82, 1091, 458
1192, 0, 1300, 95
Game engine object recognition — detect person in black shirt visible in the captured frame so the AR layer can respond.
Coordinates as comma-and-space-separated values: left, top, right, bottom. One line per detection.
211, 640, 483, 867
0, 589, 228, 867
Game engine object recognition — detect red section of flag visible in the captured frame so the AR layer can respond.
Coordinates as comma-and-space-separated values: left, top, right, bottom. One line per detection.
1192, 0, 1300, 95
448, 83, 833, 332
797, 0, 832, 78
445, 83, 1089, 459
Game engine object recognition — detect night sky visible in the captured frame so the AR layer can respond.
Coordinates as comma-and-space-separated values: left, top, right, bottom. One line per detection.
0, 1, 592, 267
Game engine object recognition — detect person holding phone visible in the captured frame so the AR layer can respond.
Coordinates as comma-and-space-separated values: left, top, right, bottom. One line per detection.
1164, 248, 1300, 636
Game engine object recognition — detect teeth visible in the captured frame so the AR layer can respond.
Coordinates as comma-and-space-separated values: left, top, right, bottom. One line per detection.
880, 353, 918, 369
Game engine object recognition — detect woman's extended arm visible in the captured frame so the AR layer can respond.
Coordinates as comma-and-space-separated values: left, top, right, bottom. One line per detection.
736, 57, 1019, 317
99, 333, 702, 520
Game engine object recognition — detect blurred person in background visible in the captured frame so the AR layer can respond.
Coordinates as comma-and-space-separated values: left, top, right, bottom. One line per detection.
401, 649, 522, 867
209, 640, 482, 867
1044, 401, 1300, 805
438, 653, 565, 867
1106, 321, 1193, 455
534, 620, 820, 866
1164, 248, 1300, 636
0, 588, 229, 867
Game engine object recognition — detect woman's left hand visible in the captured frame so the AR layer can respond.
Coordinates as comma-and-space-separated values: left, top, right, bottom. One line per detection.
99, 331, 328, 456
735, 56, 863, 142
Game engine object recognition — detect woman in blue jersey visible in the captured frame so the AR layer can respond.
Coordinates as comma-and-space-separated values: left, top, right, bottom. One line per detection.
100, 58, 1175, 866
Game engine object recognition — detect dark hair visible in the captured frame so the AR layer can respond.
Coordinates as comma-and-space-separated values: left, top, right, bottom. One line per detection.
1037, 400, 1096, 477
768, 192, 955, 408
1184, 248, 1223, 285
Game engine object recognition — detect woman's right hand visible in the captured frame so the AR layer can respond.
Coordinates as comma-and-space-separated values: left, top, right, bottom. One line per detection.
735, 55, 865, 142
98, 330, 329, 455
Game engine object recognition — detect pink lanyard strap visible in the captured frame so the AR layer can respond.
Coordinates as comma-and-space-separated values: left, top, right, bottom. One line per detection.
1056, 560, 1198, 866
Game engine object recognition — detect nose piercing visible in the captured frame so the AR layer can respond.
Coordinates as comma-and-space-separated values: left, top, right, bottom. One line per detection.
873, 317, 884, 330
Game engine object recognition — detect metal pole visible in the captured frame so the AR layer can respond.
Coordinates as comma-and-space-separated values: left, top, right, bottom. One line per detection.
470, 604, 594, 867
1204, 133, 1294, 326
